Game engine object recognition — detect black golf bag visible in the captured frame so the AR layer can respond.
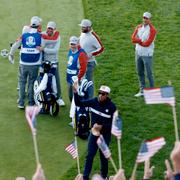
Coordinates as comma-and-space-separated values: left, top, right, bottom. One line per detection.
34, 61, 59, 116
75, 79, 93, 139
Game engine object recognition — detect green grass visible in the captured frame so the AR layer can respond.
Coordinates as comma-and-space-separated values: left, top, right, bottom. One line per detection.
62, 0, 180, 179
0, 0, 180, 179
0, 0, 85, 179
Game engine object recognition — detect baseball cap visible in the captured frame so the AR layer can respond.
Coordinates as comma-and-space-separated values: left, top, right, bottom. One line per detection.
99, 85, 111, 94
143, 12, 152, 19
79, 19, 92, 27
69, 36, 79, 45
47, 21, 56, 29
30, 16, 42, 26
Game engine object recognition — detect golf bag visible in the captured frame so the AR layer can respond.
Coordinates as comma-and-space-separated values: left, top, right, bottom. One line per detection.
34, 61, 59, 116
75, 79, 93, 139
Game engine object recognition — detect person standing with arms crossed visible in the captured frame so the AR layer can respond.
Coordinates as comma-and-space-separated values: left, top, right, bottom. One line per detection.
131, 12, 157, 97
79, 19, 104, 98
73, 84, 116, 180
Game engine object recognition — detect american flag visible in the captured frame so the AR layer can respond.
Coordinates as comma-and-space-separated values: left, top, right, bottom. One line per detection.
143, 86, 175, 106
65, 141, 78, 159
25, 106, 41, 134
136, 137, 166, 163
97, 135, 111, 159
111, 110, 122, 139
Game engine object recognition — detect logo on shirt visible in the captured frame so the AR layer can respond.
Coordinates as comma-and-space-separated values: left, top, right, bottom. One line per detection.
105, 109, 109, 113
68, 56, 73, 66
26, 36, 36, 47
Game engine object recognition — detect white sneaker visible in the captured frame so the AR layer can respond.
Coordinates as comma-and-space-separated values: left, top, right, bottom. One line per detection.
57, 98, 65, 106
18, 105, 25, 109
134, 92, 144, 97
68, 121, 74, 128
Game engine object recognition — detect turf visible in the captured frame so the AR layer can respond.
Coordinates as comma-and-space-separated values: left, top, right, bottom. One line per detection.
0, 0, 180, 180
0, 0, 85, 179
62, 0, 180, 179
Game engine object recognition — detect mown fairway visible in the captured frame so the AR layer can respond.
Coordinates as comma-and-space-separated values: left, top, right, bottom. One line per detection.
0, 0, 180, 180
0, 0, 86, 179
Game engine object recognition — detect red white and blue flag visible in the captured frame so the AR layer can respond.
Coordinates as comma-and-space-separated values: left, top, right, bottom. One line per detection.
143, 86, 175, 106
25, 106, 41, 135
65, 141, 78, 159
136, 137, 166, 163
111, 110, 122, 139
97, 135, 111, 159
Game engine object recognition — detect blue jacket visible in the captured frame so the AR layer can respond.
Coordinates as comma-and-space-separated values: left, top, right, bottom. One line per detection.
21, 32, 41, 64
66, 48, 85, 84
74, 92, 116, 135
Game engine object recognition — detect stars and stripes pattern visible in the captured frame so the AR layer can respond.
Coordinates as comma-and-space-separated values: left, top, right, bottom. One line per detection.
143, 86, 175, 106
25, 106, 41, 134
111, 110, 122, 139
65, 141, 78, 159
97, 135, 111, 159
136, 137, 166, 163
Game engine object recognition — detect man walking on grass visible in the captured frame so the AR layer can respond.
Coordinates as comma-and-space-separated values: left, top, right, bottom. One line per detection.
131, 12, 157, 97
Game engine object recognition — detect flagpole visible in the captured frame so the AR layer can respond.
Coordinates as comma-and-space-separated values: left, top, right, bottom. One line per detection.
172, 105, 179, 141
32, 133, 40, 165
117, 138, 122, 169
109, 156, 118, 173
73, 117, 81, 174
74, 135, 80, 174
130, 162, 138, 180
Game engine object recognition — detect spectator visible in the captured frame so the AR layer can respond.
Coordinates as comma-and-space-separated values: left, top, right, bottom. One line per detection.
73, 83, 116, 180
164, 160, 173, 180
32, 164, 46, 180
66, 36, 88, 102
79, 19, 104, 98
74, 174, 83, 180
9, 16, 42, 108
143, 159, 154, 180
109, 169, 126, 180
37, 21, 65, 106
131, 12, 157, 97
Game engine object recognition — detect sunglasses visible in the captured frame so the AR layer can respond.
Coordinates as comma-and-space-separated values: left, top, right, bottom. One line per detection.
98, 92, 107, 96
143, 16, 149, 20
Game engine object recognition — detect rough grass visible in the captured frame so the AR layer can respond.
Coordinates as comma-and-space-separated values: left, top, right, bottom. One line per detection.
0, 0, 85, 179
62, 0, 180, 179
0, 0, 179, 179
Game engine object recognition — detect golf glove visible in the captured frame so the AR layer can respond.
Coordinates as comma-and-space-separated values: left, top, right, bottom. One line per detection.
8, 54, 14, 64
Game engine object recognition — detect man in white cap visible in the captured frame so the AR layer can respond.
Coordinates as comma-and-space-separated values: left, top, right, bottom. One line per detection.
9, 16, 43, 108
37, 21, 65, 106
66, 36, 88, 102
131, 12, 157, 97
73, 84, 117, 180
79, 19, 104, 98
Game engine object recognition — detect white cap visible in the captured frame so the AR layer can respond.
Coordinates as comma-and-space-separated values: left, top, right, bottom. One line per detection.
99, 85, 111, 94
47, 21, 56, 29
30, 16, 42, 26
69, 36, 79, 45
143, 12, 152, 19
79, 19, 92, 27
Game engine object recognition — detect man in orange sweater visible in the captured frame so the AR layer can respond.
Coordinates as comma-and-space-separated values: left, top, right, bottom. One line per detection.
132, 12, 157, 97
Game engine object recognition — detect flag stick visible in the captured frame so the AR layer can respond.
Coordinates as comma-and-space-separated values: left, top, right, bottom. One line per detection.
117, 138, 122, 169
32, 133, 40, 165
172, 105, 179, 141
130, 162, 138, 180
73, 117, 81, 174
74, 135, 80, 174
109, 156, 118, 173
